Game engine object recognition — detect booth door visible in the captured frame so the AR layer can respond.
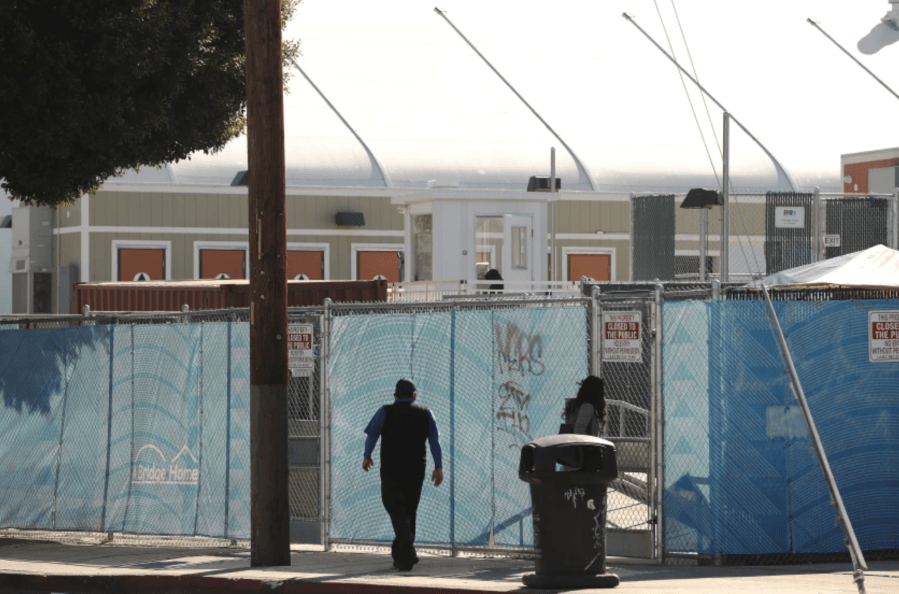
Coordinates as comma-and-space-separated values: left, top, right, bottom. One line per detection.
568, 253, 611, 281
200, 249, 246, 279
502, 214, 533, 284
119, 248, 165, 281
287, 250, 324, 280
358, 250, 402, 282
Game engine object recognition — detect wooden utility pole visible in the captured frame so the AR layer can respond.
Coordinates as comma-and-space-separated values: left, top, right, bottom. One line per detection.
244, 0, 290, 567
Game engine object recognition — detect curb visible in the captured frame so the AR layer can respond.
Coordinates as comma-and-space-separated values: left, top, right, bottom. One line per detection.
0, 573, 494, 594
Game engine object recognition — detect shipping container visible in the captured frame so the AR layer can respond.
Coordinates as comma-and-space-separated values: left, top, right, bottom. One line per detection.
72, 279, 387, 312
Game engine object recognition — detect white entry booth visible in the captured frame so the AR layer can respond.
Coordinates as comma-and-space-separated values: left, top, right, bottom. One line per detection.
393, 189, 551, 287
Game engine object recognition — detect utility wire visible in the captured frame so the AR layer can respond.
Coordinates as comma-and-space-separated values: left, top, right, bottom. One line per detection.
651, 4, 772, 279
656, 1, 764, 278
669, 0, 724, 167
653, 0, 721, 190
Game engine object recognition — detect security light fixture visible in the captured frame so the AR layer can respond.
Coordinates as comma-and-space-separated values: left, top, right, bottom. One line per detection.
680, 188, 722, 209
527, 176, 561, 192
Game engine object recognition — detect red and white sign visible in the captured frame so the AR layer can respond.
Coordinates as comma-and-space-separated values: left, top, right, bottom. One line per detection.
869, 311, 899, 362
288, 323, 315, 377
602, 311, 642, 363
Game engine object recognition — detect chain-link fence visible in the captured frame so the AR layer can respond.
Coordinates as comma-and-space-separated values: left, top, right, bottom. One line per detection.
4, 287, 897, 565
326, 297, 592, 554
593, 290, 659, 560
662, 289, 899, 564
0, 308, 322, 549
632, 191, 898, 283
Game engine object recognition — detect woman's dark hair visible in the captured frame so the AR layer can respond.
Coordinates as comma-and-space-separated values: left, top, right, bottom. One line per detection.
563, 375, 607, 423
484, 268, 503, 292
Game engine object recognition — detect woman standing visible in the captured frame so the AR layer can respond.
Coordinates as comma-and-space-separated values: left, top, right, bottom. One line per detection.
562, 375, 607, 436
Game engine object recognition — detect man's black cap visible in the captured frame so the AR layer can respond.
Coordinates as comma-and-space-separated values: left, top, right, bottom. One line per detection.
394, 378, 416, 398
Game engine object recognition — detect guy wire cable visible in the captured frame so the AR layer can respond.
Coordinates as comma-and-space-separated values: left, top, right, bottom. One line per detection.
670, 0, 724, 167
653, 0, 721, 190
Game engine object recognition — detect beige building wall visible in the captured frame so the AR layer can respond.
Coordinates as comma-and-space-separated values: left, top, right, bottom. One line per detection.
50, 185, 659, 289
63, 187, 404, 283
553, 195, 630, 281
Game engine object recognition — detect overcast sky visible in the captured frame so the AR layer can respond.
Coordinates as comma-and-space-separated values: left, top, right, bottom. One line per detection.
178, 0, 899, 192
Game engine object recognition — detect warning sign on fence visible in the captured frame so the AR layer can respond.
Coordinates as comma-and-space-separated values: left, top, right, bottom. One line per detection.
602, 311, 642, 363
869, 311, 899, 363
288, 323, 315, 377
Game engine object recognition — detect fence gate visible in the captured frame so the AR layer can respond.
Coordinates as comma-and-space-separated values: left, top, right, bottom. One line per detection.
764, 192, 815, 274
594, 291, 660, 559
287, 311, 325, 544
823, 196, 891, 258
631, 195, 676, 281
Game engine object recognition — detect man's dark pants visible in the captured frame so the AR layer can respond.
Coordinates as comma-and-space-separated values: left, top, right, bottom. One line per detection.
381, 471, 424, 566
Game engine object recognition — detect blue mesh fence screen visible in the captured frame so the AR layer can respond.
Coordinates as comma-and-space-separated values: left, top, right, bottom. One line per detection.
0, 322, 252, 540
328, 304, 590, 548
663, 299, 899, 558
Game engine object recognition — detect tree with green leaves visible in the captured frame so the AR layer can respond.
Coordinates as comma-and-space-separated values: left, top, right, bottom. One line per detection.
0, 0, 298, 206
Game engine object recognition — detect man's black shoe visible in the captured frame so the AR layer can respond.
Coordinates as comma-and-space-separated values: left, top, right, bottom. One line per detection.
393, 555, 419, 571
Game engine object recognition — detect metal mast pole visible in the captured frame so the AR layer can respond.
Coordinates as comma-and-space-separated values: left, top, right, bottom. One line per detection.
761, 283, 867, 593
807, 19, 899, 102
435, 7, 598, 191
550, 147, 557, 283
289, 58, 393, 187
622, 13, 799, 192
722, 113, 730, 282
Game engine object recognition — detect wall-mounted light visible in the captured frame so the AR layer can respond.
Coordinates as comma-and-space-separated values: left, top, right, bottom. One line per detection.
335, 212, 365, 227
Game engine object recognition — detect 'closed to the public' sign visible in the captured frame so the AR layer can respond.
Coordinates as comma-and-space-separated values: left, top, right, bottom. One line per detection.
602, 311, 642, 363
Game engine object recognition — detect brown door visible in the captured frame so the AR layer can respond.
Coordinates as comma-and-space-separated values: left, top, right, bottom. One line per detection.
287, 250, 324, 280
119, 248, 165, 281
201, 249, 245, 279
358, 251, 401, 282
568, 253, 611, 281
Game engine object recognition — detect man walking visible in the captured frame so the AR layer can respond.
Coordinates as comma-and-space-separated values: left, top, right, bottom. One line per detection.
363, 378, 443, 570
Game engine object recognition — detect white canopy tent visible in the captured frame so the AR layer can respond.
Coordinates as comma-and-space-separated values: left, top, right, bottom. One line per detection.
748, 244, 899, 289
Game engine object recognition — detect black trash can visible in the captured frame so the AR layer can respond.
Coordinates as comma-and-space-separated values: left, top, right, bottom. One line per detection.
519, 434, 619, 589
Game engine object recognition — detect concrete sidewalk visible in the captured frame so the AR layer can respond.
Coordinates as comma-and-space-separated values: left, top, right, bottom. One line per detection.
1, 536, 897, 594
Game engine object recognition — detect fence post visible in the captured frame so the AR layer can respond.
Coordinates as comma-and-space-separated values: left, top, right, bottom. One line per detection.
225, 311, 233, 539
652, 284, 665, 563
813, 187, 823, 262
590, 285, 600, 376
892, 188, 899, 250
101, 325, 115, 533
629, 193, 635, 281
321, 299, 332, 551
591, 285, 602, 377
450, 303, 457, 556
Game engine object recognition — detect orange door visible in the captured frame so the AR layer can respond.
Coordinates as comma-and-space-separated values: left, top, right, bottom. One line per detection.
201, 249, 245, 279
119, 248, 165, 281
568, 253, 611, 281
358, 251, 401, 282
287, 250, 324, 280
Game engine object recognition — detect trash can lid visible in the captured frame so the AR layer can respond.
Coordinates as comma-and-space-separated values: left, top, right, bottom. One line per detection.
525, 434, 616, 449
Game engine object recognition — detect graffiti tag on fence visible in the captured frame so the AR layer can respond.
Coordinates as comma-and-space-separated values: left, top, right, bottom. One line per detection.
494, 321, 545, 445
495, 322, 545, 376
